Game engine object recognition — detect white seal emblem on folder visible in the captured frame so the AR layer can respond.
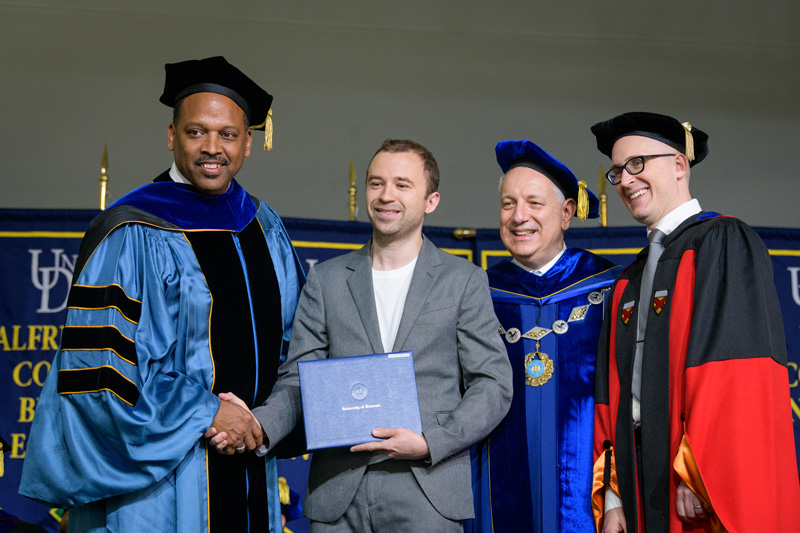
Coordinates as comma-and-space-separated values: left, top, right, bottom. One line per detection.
351, 383, 368, 400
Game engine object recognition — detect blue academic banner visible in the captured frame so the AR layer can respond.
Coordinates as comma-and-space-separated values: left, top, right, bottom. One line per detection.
0, 210, 96, 531
1, 209, 798, 532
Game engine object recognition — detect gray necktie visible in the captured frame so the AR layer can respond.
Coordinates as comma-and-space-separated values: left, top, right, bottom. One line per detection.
632, 229, 665, 404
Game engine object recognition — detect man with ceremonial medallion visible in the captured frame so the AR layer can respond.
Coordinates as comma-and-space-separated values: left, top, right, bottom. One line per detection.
216, 139, 512, 532
590, 112, 800, 532
470, 140, 621, 532
20, 56, 305, 532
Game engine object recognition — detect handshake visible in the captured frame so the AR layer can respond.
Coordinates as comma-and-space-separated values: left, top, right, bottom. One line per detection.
204, 392, 265, 455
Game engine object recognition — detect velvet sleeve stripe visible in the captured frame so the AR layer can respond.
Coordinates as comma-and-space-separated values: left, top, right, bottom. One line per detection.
60, 326, 138, 366
57, 366, 140, 407
68, 284, 142, 324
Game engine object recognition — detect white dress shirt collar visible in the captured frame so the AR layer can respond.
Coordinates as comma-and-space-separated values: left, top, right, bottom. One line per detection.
168, 163, 191, 185
511, 243, 567, 276
650, 198, 702, 238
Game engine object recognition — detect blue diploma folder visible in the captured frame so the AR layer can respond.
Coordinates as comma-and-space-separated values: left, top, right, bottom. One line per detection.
297, 350, 423, 450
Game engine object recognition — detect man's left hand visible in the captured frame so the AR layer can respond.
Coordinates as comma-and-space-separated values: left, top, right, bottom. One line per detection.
349, 427, 430, 460
676, 479, 707, 524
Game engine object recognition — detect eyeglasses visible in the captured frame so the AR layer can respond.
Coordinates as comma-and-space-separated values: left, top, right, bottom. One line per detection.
605, 154, 678, 185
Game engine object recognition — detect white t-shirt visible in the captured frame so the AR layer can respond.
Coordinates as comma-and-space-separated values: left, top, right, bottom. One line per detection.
372, 257, 418, 353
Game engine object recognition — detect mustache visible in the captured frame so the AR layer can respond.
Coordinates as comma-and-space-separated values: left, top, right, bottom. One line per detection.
195, 156, 229, 165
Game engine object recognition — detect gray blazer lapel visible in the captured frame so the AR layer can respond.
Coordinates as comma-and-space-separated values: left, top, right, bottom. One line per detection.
346, 243, 384, 354
392, 236, 441, 351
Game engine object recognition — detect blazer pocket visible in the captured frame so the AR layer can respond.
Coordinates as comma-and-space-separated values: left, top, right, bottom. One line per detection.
435, 410, 453, 425
418, 297, 454, 316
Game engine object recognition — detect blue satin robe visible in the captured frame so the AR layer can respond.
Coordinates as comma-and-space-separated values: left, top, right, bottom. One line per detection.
469, 249, 620, 532
19, 179, 304, 532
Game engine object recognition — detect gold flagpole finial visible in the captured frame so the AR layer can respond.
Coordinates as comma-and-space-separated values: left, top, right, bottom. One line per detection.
348, 158, 358, 221
453, 228, 477, 239
99, 144, 109, 210
278, 477, 291, 505
0, 436, 7, 477
598, 166, 608, 227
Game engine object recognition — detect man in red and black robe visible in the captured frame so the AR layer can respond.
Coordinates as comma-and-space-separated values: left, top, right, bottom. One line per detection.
589, 112, 800, 532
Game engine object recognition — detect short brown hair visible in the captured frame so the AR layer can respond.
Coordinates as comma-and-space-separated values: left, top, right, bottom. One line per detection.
369, 139, 440, 197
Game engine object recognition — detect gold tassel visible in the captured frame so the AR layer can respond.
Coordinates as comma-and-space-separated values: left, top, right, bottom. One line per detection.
278, 476, 290, 505
577, 180, 589, 221
681, 121, 695, 162
265, 108, 273, 151
250, 108, 273, 151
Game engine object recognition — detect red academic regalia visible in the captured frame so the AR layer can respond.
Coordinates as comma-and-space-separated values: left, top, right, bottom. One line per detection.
592, 212, 800, 533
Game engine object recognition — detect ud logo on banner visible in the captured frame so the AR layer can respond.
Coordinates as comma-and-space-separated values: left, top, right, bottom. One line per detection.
29, 248, 77, 313
789, 267, 800, 306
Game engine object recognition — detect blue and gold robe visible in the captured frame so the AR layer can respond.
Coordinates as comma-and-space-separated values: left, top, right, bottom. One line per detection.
470, 248, 619, 532
20, 176, 304, 532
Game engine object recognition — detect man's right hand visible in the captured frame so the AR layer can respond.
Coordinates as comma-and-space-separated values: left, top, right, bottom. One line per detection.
602, 507, 627, 533
204, 393, 263, 455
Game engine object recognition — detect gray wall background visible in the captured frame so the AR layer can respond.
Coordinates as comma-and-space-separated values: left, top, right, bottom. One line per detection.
2, 1, 798, 230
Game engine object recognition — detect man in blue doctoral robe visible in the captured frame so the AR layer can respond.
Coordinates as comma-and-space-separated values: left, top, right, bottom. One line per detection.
19, 56, 304, 532
469, 140, 621, 532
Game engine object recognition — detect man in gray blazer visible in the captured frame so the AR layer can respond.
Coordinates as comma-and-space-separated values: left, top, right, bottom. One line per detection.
213, 139, 512, 531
